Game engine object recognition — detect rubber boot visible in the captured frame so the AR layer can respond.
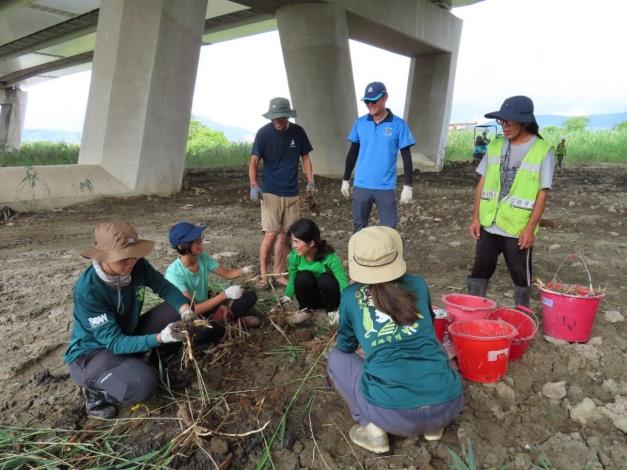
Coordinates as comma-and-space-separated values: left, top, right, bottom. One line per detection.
84, 388, 118, 419
467, 277, 489, 297
514, 285, 531, 307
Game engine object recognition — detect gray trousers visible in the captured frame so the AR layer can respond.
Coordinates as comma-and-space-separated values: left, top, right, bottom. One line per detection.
327, 348, 464, 437
351, 186, 397, 232
69, 302, 179, 405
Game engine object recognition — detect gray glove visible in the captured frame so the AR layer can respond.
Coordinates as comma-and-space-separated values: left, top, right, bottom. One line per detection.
159, 323, 185, 344
306, 181, 316, 194
250, 185, 263, 202
179, 305, 195, 322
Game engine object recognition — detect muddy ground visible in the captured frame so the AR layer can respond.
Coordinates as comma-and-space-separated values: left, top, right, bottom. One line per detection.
1, 162, 626, 469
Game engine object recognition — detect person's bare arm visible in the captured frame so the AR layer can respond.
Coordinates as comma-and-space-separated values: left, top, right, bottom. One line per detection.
249, 155, 261, 186
301, 154, 314, 185
468, 176, 485, 240
213, 265, 243, 280
518, 189, 549, 249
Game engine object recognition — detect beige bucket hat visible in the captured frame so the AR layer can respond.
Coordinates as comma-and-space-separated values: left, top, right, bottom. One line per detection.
348, 226, 407, 284
81, 220, 155, 263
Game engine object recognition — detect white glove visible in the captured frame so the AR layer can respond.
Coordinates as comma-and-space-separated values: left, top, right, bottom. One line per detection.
179, 305, 195, 322
240, 265, 256, 275
341, 180, 350, 199
280, 295, 292, 304
224, 285, 244, 300
159, 323, 184, 344
327, 310, 339, 326
400, 185, 413, 204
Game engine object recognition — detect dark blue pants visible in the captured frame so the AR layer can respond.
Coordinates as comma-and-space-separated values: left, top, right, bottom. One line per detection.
351, 186, 397, 232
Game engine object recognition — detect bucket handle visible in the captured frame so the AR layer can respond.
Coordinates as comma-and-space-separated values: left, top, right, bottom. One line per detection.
514, 305, 539, 337
552, 253, 595, 296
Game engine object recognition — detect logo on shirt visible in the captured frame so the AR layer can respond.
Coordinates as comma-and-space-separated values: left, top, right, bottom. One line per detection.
136, 286, 145, 302
88, 313, 109, 328
383, 127, 393, 137
289, 139, 296, 148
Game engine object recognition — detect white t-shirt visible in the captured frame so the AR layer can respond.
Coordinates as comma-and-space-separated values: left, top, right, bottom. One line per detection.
476, 136, 555, 237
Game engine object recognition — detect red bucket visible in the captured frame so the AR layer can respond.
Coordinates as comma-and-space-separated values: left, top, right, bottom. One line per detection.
487, 307, 538, 361
539, 254, 605, 343
433, 307, 451, 342
442, 294, 497, 322
448, 319, 517, 383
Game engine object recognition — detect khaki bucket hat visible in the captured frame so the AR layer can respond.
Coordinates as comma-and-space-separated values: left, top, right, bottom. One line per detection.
348, 226, 407, 284
262, 97, 297, 120
81, 220, 155, 263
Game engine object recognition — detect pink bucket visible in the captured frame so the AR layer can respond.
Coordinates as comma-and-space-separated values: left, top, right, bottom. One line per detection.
539, 254, 604, 343
442, 294, 497, 322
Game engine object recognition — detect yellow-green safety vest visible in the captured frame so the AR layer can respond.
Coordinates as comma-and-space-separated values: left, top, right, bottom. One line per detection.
479, 136, 553, 236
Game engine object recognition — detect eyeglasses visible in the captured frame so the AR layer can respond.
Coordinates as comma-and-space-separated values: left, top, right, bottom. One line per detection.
364, 98, 381, 106
496, 118, 516, 126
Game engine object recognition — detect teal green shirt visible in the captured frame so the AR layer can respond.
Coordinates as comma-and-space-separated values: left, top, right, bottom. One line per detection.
337, 274, 462, 408
64, 258, 189, 364
284, 250, 349, 298
164, 252, 218, 302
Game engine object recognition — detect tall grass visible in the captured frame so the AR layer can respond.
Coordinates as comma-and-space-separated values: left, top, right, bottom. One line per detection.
446, 128, 627, 164
0, 142, 79, 166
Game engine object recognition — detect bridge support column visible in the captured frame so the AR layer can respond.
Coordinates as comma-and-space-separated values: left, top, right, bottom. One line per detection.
79, 0, 207, 194
276, 3, 356, 177
0, 88, 27, 151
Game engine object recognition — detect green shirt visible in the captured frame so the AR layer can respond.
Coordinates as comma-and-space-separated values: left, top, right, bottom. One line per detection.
164, 252, 218, 302
337, 274, 462, 409
64, 258, 188, 364
284, 250, 349, 298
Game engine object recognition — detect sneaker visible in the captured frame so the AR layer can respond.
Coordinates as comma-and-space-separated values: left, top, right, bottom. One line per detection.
84, 388, 118, 419
349, 423, 389, 453
288, 309, 312, 325
424, 428, 444, 441
240, 315, 261, 328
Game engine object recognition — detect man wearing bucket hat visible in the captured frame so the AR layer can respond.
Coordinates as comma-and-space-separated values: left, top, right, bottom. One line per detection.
248, 97, 315, 288
65, 221, 204, 419
467, 96, 555, 306
342, 82, 416, 232
327, 226, 463, 453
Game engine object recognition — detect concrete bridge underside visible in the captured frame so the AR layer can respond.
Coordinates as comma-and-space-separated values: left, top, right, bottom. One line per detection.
0, 0, 472, 211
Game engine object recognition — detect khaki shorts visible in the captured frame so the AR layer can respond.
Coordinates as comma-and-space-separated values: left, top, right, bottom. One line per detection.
261, 193, 300, 233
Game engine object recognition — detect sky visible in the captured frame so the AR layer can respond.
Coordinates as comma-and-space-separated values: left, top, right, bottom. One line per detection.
22, 0, 627, 135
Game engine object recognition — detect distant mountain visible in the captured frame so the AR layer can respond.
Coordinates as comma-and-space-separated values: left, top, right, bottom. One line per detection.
23, 129, 82, 144
192, 115, 255, 142
482, 112, 627, 130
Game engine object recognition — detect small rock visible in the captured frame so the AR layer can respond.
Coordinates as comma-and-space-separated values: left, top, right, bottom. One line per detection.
608, 205, 617, 213
449, 241, 462, 247
209, 437, 229, 455
588, 336, 603, 346
544, 335, 569, 346
504, 289, 514, 298
604, 310, 624, 323
496, 382, 516, 404
610, 231, 619, 236
542, 381, 567, 400
428, 236, 437, 242
569, 397, 599, 425
548, 243, 561, 251
568, 200, 576, 206
434, 217, 442, 222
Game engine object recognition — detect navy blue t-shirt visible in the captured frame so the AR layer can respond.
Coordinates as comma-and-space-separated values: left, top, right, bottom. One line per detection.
251, 122, 313, 197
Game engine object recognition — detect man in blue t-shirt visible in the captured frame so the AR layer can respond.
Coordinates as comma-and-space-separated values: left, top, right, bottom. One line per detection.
248, 97, 314, 287
342, 82, 416, 232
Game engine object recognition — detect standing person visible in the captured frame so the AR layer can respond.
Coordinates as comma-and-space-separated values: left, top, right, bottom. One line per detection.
555, 137, 566, 170
467, 96, 555, 306
65, 221, 210, 419
165, 221, 260, 328
327, 227, 463, 453
279, 218, 349, 325
341, 82, 416, 232
249, 97, 315, 288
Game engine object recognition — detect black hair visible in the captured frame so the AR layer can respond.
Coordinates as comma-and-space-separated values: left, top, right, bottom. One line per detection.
525, 122, 543, 139
175, 242, 194, 256
287, 218, 334, 261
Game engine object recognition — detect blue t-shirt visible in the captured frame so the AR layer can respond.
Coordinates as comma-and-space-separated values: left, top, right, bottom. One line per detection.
251, 122, 313, 197
348, 111, 416, 190
164, 252, 219, 303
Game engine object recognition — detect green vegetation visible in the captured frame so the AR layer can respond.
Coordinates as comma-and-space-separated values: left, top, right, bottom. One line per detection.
3, 119, 626, 169
446, 127, 627, 164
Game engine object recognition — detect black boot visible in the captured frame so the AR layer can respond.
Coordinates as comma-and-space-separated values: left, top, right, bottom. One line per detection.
467, 277, 489, 297
514, 285, 531, 307
84, 388, 118, 419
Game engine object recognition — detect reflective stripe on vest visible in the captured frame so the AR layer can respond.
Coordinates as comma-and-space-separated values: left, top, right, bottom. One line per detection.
479, 136, 553, 235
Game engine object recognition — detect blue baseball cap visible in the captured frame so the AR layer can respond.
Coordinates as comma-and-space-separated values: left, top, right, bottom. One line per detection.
168, 221, 206, 248
362, 82, 387, 101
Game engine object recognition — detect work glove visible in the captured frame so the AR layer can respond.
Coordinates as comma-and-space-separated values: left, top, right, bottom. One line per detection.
240, 265, 256, 275
399, 185, 413, 204
159, 323, 185, 344
341, 180, 350, 199
250, 184, 263, 202
224, 285, 244, 300
306, 181, 316, 194
179, 305, 195, 322
280, 295, 292, 304
327, 310, 339, 326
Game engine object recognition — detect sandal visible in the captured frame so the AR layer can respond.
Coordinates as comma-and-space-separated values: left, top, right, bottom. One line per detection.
254, 276, 270, 289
